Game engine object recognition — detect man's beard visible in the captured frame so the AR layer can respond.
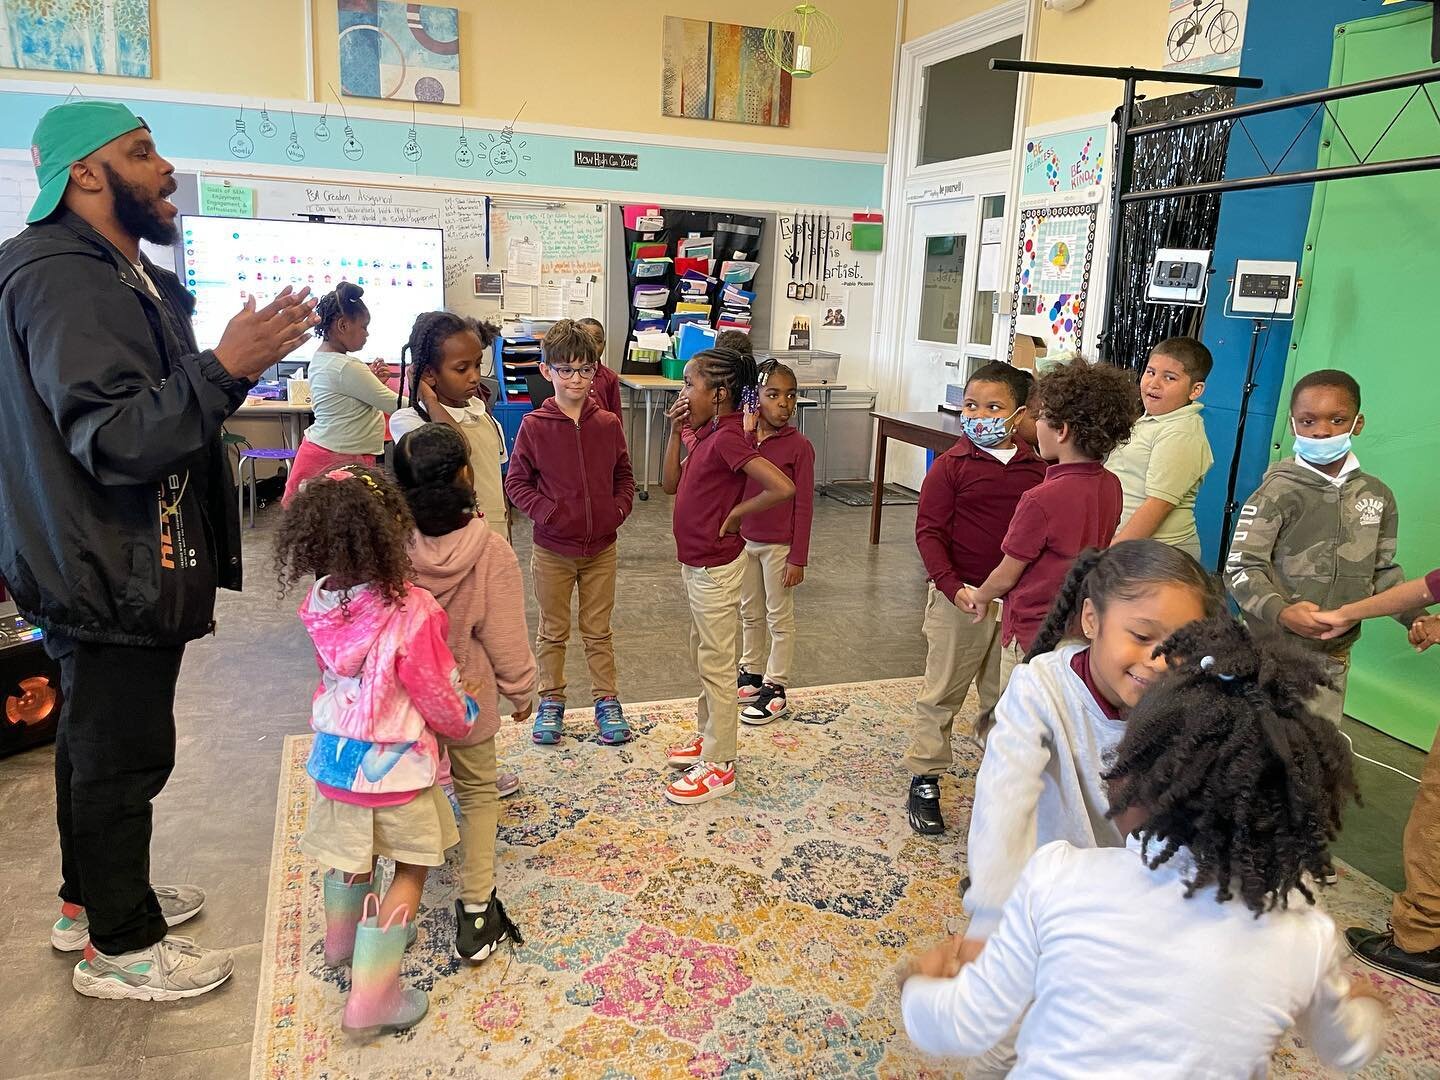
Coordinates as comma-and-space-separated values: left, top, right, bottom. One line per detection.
102, 162, 179, 246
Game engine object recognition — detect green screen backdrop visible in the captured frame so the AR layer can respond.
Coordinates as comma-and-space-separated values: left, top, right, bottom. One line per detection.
1276, 7, 1440, 749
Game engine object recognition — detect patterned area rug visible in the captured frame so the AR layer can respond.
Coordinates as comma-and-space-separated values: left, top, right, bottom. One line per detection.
250, 679, 1439, 1079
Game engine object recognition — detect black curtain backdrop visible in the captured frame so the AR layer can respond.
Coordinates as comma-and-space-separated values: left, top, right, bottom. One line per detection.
1107, 86, 1235, 371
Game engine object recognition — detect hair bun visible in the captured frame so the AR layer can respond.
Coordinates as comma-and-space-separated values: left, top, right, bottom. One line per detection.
338, 281, 364, 302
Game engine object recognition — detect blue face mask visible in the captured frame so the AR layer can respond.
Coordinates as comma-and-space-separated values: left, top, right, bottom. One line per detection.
963, 407, 1023, 449
1291, 417, 1357, 466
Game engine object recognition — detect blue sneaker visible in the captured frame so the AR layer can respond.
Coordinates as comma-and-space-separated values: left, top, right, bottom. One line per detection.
532, 698, 565, 745
594, 696, 633, 745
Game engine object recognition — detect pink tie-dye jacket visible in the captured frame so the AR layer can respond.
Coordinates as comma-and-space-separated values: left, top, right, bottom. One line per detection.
299, 578, 473, 802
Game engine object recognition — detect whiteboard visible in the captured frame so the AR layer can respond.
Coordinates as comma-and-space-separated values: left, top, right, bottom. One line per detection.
0, 159, 40, 246
197, 173, 606, 323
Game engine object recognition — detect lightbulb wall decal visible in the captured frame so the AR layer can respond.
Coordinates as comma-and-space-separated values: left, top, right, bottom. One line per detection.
228, 107, 255, 159
285, 111, 306, 162
454, 117, 474, 168
258, 104, 277, 139
314, 105, 331, 142
483, 102, 531, 178
402, 104, 422, 163
327, 84, 365, 162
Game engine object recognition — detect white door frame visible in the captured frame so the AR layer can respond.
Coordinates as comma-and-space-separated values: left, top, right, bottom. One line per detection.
874, 0, 1036, 421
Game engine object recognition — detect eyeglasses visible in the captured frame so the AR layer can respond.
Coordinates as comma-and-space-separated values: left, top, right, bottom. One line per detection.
551, 365, 597, 381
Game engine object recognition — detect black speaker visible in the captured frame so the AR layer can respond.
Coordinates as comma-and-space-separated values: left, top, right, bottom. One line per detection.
0, 613, 61, 757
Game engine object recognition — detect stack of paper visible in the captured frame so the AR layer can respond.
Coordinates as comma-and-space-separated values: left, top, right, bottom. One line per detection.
721, 260, 758, 285
677, 236, 714, 260
717, 282, 754, 333
633, 257, 671, 279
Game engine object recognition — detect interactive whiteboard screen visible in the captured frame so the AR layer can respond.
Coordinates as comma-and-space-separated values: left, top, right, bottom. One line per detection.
180, 215, 444, 362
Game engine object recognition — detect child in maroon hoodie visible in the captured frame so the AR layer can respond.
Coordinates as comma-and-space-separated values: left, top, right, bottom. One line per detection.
504, 320, 635, 747
394, 424, 533, 965
736, 359, 816, 725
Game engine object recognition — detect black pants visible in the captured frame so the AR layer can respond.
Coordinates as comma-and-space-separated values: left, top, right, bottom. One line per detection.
47, 636, 186, 956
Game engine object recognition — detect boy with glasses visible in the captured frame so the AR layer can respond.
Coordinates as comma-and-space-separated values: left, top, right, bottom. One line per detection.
504, 320, 636, 746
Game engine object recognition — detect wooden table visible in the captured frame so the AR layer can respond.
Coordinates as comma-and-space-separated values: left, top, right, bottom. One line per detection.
620, 374, 848, 500
868, 410, 966, 544
235, 399, 314, 449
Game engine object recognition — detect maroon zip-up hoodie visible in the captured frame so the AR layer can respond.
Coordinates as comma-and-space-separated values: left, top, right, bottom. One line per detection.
504, 396, 635, 558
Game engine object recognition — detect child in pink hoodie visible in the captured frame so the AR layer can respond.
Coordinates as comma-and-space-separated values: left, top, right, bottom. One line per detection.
394, 423, 536, 965
277, 465, 473, 1039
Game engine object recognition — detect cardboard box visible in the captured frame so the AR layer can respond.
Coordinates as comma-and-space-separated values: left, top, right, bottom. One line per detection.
1011, 334, 1047, 372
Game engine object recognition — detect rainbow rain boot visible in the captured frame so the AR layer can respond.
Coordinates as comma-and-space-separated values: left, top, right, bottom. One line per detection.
322, 871, 378, 968
341, 895, 428, 1040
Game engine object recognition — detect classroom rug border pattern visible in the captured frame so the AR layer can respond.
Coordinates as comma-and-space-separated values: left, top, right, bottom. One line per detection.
249, 678, 1440, 1079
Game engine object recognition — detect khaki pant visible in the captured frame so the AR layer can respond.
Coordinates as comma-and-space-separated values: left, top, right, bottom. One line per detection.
739, 540, 796, 688
682, 553, 746, 764
1393, 719, 1440, 953
531, 543, 618, 703
1307, 650, 1351, 728
972, 638, 1027, 746
447, 738, 498, 903
903, 585, 1003, 776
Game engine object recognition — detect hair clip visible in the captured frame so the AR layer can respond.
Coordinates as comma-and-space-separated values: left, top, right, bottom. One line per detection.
1199, 655, 1236, 682
325, 468, 382, 496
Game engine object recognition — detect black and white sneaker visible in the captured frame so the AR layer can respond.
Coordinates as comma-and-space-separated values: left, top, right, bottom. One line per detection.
736, 670, 764, 703
908, 775, 945, 835
453, 892, 524, 964
740, 683, 789, 725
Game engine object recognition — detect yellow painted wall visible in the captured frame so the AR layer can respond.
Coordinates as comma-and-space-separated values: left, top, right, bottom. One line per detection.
310, 0, 899, 152
1027, 0, 1237, 125
903, 0, 1006, 42
0, 1, 899, 154
0, 0, 307, 100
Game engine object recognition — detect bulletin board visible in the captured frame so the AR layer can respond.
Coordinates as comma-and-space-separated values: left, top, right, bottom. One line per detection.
1272, 6, 1439, 749
195, 173, 607, 323
1008, 203, 1098, 360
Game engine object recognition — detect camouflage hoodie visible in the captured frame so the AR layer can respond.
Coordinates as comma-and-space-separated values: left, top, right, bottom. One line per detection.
1226, 456, 1418, 653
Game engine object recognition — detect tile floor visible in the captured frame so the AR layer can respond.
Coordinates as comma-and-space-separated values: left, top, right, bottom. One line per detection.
0, 494, 1426, 1078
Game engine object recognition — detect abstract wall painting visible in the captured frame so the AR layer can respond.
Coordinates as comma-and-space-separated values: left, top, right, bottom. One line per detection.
661, 16, 792, 128
0, 0, 152, 78
338, 0, 459, 105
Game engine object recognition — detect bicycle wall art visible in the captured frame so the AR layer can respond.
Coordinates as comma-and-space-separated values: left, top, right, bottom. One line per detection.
1164, 0, 1247, 76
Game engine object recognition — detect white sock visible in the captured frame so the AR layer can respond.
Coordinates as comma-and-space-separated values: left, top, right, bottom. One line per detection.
463, 901, 489, 915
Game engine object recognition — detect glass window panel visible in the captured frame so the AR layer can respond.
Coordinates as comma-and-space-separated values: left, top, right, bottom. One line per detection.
917, 233, 967, 345
918, 36, 1022, 167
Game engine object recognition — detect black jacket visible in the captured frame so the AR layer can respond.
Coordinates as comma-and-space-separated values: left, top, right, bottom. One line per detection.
0, 211, 249, 647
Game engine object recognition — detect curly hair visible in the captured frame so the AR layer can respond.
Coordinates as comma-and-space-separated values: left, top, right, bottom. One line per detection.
715, 330, 756, 362
275, 465, 414, 608
392, 423, 475, 537
313, 280, 367, 341
690, 346, 759, 414
542, 318, 600, 369
1024, 540, 1223, 662
400, 311, 501, 415
1035, 356, 1141, 460
1104, 616, 1357, 916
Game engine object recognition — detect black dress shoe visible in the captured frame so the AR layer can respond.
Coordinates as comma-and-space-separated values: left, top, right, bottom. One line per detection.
908, 775, 945, 835
1345, 926, 1440, 992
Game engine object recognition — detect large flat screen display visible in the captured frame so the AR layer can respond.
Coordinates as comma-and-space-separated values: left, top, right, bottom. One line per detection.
180, 215, 444, 363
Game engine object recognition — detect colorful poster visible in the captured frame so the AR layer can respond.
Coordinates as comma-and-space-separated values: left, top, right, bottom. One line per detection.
661, 16, 792, 128
338, 1, 460, 104
1010, 204, 1098, 358
1164, 0, 1247, 75
1020, 126, 1107, 200
0, 0, 151, 77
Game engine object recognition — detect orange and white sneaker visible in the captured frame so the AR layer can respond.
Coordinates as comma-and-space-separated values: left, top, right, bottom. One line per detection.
665, 761, 736, 805
666, 734, 705, 768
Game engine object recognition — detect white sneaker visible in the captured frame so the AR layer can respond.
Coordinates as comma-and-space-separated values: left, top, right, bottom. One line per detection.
665, 761, 736, 805
52, 884, 207, 952
72, 935, 234, 1001
666, 734, 705, 768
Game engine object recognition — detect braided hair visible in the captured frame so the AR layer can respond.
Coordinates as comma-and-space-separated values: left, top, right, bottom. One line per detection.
313, 281, 367, 341
1105, 616, 1357, 915
400, 311, 500, 415
758, 356, 797, 387
690, 346, 759, 416
392, 423, 475, 537
973, 541, 1222, 735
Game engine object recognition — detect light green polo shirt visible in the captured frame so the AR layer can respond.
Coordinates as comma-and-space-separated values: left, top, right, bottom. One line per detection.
1105, 402, 1214, 558
305, 351, 407, 456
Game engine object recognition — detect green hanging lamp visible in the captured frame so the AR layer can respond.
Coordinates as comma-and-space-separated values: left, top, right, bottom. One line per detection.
763, 4, 841, 80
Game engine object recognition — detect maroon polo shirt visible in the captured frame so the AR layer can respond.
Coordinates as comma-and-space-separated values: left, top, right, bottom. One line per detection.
914, 436, 1047, 603
673, 412, 759, 568
1426, 568, 1440, 602
740, 425, 816, 565
1000, 460, 1123, 650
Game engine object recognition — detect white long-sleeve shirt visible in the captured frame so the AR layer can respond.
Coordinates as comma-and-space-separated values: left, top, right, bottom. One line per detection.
305, 351, 406, 455
904, 840, 1385, 1077
964, 644, 1125, 939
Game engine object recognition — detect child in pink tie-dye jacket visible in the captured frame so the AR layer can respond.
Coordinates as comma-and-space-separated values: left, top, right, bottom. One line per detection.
277, 464, 472, 1038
